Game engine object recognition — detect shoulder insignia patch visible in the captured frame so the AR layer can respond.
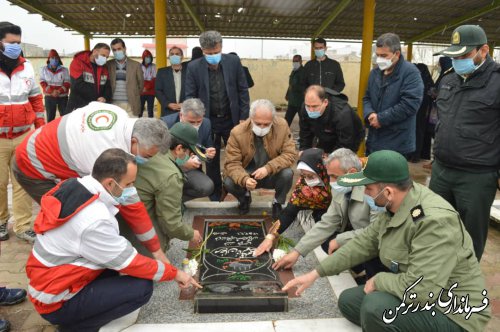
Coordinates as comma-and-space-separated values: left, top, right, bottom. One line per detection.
411, 205, 425, 222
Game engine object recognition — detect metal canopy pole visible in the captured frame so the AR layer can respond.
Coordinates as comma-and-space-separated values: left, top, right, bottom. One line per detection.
84, 35, 90, 51
407, 43, 413, 62
357, 0, 376, 156
154, 0, 167, 117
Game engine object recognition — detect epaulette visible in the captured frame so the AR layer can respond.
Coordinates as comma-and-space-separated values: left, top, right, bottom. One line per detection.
410, 205, 425, 222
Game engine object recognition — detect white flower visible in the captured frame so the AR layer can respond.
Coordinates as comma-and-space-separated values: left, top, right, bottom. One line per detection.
273, 248, 287, 262
187, 259, 199, 276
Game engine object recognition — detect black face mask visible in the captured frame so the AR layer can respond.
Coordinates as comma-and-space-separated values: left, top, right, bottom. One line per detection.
0, 52, 19, 74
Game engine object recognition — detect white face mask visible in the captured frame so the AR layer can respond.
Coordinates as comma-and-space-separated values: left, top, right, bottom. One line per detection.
330, 182, 352, 194
376, 54, 395, 71
252, 124, 272, 137
193, 124, 201, 131
305, 177, 322, 187
292, 62, 301, 70
95, 55, 107, 66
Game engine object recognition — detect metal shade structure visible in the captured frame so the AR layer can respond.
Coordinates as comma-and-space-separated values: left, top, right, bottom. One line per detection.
6, 0, 500, 44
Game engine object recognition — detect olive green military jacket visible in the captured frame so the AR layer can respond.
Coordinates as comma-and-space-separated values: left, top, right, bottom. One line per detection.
317, 183, 490, 331
294, 185, 372, 255
135, 151, 194, 252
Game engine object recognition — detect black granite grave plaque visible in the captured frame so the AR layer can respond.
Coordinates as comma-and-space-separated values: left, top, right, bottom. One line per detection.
194, 217, 288, 313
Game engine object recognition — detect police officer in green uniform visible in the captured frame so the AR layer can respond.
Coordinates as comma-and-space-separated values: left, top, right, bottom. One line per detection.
283, 150, 490, 332
431, 25, 500, 261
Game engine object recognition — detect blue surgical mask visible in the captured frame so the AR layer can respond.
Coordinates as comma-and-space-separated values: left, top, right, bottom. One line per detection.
452, 57, 478, 75
330, 182, 352, 194
305, 107, 322, 119
1, 42, 22, 59
135, 155, 149, 164
364, 188, 388, 212
205, 53, 222, 65
95, 55, 107, 66
144, 57, 152, 65
364, 195, 386, 212
170, 55, 181, 65
175, 153, 190, 166
49, 57, 58, 67
134, 141, 150, 164
114, 50, 125, 61
314, 49, 325, 58
112, 180, 137, 205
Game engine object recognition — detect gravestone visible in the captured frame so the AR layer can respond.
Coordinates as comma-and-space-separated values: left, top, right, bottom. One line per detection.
193, 217, 288, 313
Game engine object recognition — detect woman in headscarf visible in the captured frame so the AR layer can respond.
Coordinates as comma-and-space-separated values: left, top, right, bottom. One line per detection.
39, 49, 70, 122
410, 63, 434, 162
254, 148, 332, 255
139, 49, 156, 118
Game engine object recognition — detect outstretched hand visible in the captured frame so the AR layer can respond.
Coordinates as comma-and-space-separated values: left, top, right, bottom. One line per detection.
254, 238, 273, 256
282, 270, 320, 296
175, 270, 203, 289
272, 250, 299, 270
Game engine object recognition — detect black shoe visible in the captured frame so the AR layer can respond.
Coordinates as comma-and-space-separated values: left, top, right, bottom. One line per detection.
238, 193, 252, 215
0, 319, 10, 332
272, 202, 283, 220
0, 287, 27, 306
354, 275, 367, 285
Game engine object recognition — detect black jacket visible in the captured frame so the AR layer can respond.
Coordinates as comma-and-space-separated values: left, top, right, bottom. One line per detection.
299, 92, 364, 154
185, 54, 249, 126
286, 66, 306, 108
243, 66, 254, 88
433, 56, 500, 172
155, 62, 188, 116
302, 56, 345, 92
66, 51, 112, 113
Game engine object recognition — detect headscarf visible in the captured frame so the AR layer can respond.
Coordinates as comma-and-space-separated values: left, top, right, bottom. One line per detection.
289, 148, 332, 210
142, 49, 153, 66
46, 49, 62, 68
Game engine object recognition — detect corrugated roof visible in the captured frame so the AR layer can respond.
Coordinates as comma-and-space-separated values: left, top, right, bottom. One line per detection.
6, 0, 500, 45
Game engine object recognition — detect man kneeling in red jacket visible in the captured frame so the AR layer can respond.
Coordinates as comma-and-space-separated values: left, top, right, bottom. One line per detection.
26, 148, 201, 332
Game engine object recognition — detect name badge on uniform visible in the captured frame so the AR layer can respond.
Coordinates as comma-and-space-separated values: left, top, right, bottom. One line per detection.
390, 260, 399, 273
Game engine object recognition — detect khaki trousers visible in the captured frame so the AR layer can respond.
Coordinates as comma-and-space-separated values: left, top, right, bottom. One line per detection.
0, 131, 33, 233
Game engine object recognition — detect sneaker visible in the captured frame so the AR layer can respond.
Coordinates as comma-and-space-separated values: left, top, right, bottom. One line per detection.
0, 287, 27, 306
238, 192, 252, 215
272, 202, 283, 220
0, 319, 10, 332
0, 223, 8, 241
15, 229, 36, 243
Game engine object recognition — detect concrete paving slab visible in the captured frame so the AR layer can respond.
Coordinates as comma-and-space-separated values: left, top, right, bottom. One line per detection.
274, 318, 360, 332
124, 321, 275, 332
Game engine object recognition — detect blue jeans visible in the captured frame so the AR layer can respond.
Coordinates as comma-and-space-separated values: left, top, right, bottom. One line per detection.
42, 270, 153, 332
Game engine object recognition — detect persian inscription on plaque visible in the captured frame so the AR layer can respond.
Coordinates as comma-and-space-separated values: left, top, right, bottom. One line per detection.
199, 220, 280, 284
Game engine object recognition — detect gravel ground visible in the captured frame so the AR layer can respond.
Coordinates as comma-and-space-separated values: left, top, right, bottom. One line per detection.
137, 207, 342, 323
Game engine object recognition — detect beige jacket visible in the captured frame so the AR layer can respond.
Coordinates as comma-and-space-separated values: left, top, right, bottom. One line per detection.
294, 185, 372, 255
224, 117, 297, 187
107, 58, 144, 116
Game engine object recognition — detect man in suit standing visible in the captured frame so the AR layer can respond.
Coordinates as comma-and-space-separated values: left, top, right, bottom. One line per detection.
155, 46, 187, 116
107, 38, 144, 118
185, 30, 250, 201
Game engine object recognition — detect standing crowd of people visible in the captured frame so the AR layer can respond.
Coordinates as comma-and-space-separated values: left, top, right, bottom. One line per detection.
0, 20, 498, 332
